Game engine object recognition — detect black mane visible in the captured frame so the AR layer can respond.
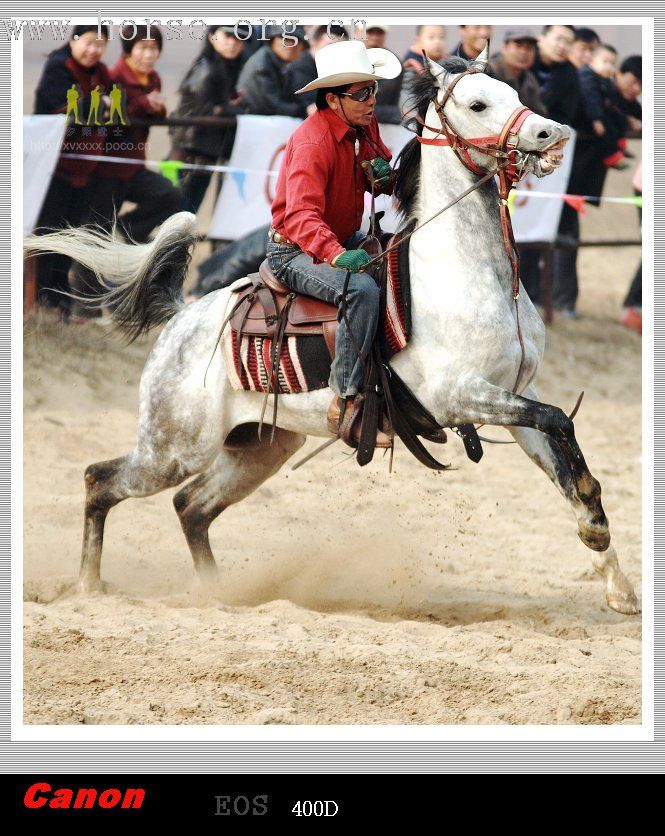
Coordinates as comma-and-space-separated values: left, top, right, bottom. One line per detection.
394, 55, 475, 222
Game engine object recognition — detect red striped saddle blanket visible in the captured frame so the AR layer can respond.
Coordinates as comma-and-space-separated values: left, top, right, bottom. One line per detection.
223, 231, 412, 394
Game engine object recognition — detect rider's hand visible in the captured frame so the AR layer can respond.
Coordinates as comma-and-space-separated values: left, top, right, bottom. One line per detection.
332, 249, 371, 272
363, 157, 392, 188
592, 119, 606, 137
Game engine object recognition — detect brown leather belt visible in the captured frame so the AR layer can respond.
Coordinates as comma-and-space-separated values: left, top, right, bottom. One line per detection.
268, 227, 298, 247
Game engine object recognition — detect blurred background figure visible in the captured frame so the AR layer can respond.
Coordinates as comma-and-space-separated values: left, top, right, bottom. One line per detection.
33, 24, 111, 316
533, 24, 579, 124
568, 27, 600, 69
522, 24, 581, 311
557, 47, 641, 318
72, 25, 181, 319
186, 224, 271, 302
237, 25, 307, 116
401, 25, 446, 106
94, 25, 178, 238
622, 160, 642, 334
454, 25, 493, 60
489, 28, 547, 114
614, 55, 643, 133
403, 24, 447, 69
355, 21, 402, 123
169, 25, 247, 214
580, 44, 628, 170
286, 24, 348, 117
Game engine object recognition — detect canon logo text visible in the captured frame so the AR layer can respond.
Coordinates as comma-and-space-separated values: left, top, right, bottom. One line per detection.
24, 782, 145, 810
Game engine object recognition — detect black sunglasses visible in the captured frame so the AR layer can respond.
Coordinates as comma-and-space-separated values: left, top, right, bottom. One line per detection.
338, 81, 379, 103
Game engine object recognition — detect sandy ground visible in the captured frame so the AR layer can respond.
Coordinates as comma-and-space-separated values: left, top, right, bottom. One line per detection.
23, 154, 643, 726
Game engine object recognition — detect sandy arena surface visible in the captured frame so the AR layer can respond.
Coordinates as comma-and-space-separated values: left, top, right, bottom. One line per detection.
23, 159, 643, 726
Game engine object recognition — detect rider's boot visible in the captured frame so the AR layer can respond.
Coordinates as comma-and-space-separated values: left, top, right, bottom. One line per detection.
327, 394, 392, 449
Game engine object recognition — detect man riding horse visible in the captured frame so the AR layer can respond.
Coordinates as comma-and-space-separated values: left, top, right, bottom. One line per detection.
267, 39, 402, 448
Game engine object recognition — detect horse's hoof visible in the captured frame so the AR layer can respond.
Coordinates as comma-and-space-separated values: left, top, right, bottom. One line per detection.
77, 576, 104, 595
606, 590, 641, 616
194, 563, 219, 587
577, 525, 611, 552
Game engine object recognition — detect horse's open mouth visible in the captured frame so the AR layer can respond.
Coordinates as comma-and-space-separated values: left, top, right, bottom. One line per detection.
532, 137, 569, 173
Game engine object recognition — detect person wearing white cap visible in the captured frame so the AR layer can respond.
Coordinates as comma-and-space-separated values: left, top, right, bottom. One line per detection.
267, 39, 402, 447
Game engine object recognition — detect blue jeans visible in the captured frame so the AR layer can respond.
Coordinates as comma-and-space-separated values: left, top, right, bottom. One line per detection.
267, 233, 379, 398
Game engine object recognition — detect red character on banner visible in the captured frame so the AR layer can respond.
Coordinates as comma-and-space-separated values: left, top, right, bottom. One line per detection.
265, 143, 287, 205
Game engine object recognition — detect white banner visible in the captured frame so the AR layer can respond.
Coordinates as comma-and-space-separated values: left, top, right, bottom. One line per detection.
208, 115, 301, 240
208, 115, 575, 245
23, 115, 66, 235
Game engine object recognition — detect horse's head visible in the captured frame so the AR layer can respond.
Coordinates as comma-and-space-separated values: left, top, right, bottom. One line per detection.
422, 44, 571, 178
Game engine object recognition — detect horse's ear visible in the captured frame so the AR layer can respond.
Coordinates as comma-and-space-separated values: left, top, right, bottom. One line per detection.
422, 50, 446, 88
473, 40, 490, 72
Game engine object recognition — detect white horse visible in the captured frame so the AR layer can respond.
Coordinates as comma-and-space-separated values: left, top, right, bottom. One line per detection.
25, 48, 639, 614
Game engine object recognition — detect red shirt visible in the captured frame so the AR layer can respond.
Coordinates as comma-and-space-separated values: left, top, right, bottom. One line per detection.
98, 55, 164, 180
271, 107, 392, 264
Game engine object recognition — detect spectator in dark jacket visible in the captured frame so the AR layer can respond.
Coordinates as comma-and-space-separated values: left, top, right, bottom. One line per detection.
520, 25, 580, 310
453, 25, 492, 60
169, 25, 247, 214
237, 25, 307, 117
554, 49, 642, 316
33, 24, 111, 315
285, 24, 348, 114
568, 27, 599, 70
533, 25, 579, 125
521, 25, 581, 311
354, 22, 402, 124
614, 55, 642, 133
489, 28, 548, 115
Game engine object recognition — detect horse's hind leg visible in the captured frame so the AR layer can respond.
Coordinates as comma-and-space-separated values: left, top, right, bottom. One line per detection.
81, 451, 190, 592
173, 427, 305, 581
507, 385, 639, 615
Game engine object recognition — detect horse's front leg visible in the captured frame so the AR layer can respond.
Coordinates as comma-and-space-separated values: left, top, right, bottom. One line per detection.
450, 377, 638, 615
507, 385, 640, 615
453, 377, 606, 543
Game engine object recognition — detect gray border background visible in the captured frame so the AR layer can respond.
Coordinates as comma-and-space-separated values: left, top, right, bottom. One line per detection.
4, 3, 660, 772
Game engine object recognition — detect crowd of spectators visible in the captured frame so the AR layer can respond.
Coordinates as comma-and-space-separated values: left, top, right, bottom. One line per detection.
31, 22, 643, 331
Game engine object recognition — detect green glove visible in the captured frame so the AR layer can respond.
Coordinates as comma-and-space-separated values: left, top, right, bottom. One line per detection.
368, 156, 392, 187
332, 249, 371, 272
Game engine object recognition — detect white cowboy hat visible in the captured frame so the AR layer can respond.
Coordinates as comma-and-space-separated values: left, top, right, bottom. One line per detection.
294, 40, 402, 94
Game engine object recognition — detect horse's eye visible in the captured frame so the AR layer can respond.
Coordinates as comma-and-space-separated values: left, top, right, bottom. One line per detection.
470, 102, 487, 112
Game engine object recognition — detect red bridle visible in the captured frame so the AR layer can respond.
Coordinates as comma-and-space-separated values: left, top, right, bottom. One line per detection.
416, 68, 533, 199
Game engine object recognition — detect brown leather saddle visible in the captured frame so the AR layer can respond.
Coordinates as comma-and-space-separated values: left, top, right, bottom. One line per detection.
229, 259, 341, 359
